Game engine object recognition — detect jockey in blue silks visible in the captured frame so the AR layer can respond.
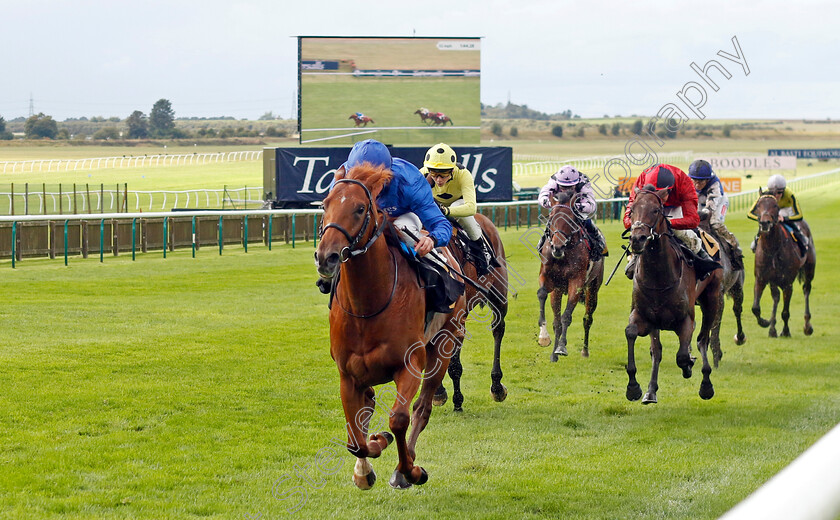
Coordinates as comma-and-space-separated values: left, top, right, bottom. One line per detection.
316, 139, 452, 293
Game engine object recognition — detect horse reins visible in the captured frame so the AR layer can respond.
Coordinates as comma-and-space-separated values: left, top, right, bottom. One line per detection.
319, 178, 398, 319
628, 189, 669, 242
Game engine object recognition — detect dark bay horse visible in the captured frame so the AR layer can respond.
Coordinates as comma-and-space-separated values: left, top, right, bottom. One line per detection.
431, 113, 453, 126
315, 164, 467, 489
625, 186, 722, 404
751, 192, 816, 337
349, 114, 375, 127
537, 193, 604, 361
414, 108, 433, 124
433, 213, 509, 412
698, 215, 746, 366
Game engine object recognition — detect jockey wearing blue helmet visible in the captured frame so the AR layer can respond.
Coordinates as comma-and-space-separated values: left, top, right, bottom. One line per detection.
688, 159, 743, 269
316, 140, 452, 294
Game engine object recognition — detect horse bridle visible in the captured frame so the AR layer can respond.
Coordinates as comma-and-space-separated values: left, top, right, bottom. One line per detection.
627, 189, 670, 242
547, 205, 581, 250
319, 178, 387, 262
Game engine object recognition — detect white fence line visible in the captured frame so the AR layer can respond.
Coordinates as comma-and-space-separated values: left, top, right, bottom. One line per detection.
0, 151, 263, 174
719, 422, 840, 520
0, 187, 265, 214
512, 151, 695, 177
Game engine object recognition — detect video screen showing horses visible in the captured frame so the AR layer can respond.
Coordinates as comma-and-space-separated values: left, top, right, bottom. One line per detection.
298, 37, 481, 145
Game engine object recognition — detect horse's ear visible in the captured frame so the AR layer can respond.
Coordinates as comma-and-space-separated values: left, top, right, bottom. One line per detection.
656, 187, 671, 201
334, 165, 346, 181
759, 187, 764, 195
366, 166, 393, 198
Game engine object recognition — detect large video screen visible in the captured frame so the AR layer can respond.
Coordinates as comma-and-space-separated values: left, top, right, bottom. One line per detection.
298, 37, 481, 145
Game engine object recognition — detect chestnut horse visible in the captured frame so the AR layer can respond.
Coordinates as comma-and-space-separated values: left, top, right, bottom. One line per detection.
431, 113, 453, 126
699, 214, 746, 367
537, 193, 604, 361
751, 192, 816, 337
315, 164, 467, 489
625, 186, 722, 404
349, 114, 375, 127
414, 108, 433, 124
433, 213, 509, 411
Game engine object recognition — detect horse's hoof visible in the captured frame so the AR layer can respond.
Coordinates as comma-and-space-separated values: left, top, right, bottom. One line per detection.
626, 382, 642, 401
769, 328, 777, 338
554, 345, 568, 357
781, 328, 791, 337
550, 352, 558, 362
804, 324, 814, 336
491, 384, 508, 403
389, 470, 412, 490
641, 392, 657, 404
699, 381, 715, 400
682, 365, 693, 379
734, 334, 746, 346
353, 468, 376, 490
581, 348, 589, 358
538, 334, 551, 347
453, 405, 463, 413
432, 390, 448, 407
415, 467, 429, 486
373, 431, 394, 448
757, 318, 771, 328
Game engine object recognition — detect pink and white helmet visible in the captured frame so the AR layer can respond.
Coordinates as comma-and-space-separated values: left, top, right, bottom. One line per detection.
554, 166, 581, 187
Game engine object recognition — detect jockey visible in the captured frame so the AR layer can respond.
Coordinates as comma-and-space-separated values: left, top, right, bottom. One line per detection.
537, 165, 608, 260
419, 142, 492, 275
688, 159, 744, 270
747, 174, 808, 255
316, 139, 452, 293
355, 112, 364, 120
623, 163, 715, 279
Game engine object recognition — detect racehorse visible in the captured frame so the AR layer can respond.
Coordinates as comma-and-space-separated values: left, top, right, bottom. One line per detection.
315, 164, 467, 489
414, 108, 433, 125
625, 186, 722, 404
698, 213, 746, 366
433, 213, 509, 412
751, 191, 816, 337
536, 192, 604, 361
349, 114, 375, 127
431, 112, 453, 126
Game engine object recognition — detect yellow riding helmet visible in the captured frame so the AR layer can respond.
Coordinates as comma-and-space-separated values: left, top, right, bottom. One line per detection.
424, 143, 457, 170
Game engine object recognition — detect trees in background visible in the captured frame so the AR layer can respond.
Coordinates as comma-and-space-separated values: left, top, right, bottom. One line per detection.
24, 113, 58, 139
149, 99, 175, 137
0, 115, 12, 140
126, 110, 149, 139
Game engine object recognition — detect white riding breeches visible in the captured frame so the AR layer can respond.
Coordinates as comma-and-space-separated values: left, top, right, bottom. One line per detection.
450, 200, 482, 241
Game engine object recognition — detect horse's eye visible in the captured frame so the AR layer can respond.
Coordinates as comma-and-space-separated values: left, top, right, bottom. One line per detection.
355, 205, 365, 215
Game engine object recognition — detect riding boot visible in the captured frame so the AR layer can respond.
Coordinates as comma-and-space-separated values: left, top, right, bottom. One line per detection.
790, 224, 809, 256
750, 235, 758, 253
315, 277, 333, 294
583, 219, 608, 259
471, 237, 491, 276
536, 228, 549, 259
624, 254, 637, 280
713, 224, 744, 270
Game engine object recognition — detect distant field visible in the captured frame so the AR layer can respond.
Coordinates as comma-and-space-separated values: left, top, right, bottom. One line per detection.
301, 76, 481, 145
301, 37, 480, 70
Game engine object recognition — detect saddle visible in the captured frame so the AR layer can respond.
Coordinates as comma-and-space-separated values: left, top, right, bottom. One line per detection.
669, 234, 721, 281
447, 220, 501, 276
384, 223, 465, 315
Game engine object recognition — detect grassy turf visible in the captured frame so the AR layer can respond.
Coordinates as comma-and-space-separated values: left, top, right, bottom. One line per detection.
0, 183, 837, 518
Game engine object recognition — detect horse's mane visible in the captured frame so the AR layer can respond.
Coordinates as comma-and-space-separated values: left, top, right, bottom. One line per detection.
342, 163, 394, 199
555, 190, 573, 205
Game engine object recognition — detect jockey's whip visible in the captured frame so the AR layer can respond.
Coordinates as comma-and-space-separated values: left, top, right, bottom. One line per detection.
401, 227, 491, 296
604, 243, 630, 287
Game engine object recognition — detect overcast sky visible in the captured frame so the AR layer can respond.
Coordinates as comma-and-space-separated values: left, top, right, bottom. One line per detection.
2, 0, 838, 121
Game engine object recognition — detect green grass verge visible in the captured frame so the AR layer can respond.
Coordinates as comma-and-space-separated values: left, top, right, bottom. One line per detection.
0, 184, 837, 519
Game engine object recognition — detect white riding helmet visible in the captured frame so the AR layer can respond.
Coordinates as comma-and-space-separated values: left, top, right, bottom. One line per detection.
767, 174, 787, 192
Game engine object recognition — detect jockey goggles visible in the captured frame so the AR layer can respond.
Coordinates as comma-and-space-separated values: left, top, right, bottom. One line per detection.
428, 168, 453, 179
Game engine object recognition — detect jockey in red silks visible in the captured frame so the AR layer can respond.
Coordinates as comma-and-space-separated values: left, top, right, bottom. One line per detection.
622, 163, 714, 279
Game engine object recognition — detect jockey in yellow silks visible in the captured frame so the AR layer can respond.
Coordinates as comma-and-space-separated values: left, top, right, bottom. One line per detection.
747, 174, 809, 255
420, 143, 492, 274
